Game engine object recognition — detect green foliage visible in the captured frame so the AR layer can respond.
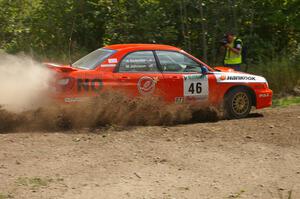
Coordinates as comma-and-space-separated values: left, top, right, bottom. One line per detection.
0, 0, 299, 63
0, 193, 13, 199
0, 193, 8, 199
248, 58, 300, 95
273, 96, 300, 107
16, 177, 52, 189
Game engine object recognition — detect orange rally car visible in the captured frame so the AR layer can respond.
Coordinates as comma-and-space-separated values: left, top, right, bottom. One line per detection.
46, 44, 272, 119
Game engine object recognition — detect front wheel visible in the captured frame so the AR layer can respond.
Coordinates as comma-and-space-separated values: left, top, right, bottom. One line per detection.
224, 88, 252, 119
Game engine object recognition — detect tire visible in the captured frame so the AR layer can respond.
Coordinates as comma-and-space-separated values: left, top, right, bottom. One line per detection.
224, 87, 252, 119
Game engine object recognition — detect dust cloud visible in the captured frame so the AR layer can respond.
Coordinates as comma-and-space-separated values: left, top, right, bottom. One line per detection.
0, 92, 220, 133
0, 52, 53, 112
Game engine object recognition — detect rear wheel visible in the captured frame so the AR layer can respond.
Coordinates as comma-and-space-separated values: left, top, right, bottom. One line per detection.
224, 87, 252, 119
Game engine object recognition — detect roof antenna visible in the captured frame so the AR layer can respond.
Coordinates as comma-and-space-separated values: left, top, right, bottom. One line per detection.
68, 15, 76, 67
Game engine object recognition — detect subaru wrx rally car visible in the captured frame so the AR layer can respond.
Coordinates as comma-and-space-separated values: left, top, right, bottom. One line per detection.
46, 44, 272, 119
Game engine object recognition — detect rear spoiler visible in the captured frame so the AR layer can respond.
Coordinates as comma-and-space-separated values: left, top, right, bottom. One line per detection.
44, 63, 77, 72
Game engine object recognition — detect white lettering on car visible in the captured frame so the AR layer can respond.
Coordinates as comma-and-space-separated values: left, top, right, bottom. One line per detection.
259, 93, 270, 98
175, 97, 184, 103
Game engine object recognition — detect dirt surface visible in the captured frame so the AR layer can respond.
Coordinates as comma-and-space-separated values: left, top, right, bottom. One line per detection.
0, 105, 300, 199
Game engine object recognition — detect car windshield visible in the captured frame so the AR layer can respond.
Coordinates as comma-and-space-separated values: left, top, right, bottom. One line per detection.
72, 48, 116, 70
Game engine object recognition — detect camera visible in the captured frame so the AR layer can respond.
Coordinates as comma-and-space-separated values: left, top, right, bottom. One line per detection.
219, 36, 228, 46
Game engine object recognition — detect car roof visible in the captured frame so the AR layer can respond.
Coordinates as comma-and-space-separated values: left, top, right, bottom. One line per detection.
104, 44, 181, 51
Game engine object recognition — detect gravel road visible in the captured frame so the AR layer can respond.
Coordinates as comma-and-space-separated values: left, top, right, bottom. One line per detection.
1, 105, 300, 199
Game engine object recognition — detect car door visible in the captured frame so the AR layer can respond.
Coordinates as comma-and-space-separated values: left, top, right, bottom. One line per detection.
155, 50, 211, 103
113, 51, 165, 97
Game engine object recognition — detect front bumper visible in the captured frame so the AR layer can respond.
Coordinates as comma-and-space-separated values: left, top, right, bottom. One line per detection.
255, 88, 273, 109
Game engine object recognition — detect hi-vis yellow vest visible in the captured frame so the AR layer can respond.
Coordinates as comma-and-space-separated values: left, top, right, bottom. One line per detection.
224, 37, 242, 65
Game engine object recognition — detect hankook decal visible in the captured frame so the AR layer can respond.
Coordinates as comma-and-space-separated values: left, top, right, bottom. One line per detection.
214, 72, 266, 83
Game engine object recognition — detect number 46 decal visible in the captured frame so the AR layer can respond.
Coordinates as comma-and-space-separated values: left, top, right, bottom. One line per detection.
184, 75, 209, 97
188, 82, 202, 94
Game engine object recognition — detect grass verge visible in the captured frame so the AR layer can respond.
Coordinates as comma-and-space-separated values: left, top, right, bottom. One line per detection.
273, 96, 300, 107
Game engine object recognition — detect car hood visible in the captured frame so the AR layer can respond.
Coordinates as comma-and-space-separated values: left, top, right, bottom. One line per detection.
214, 66, 235, 72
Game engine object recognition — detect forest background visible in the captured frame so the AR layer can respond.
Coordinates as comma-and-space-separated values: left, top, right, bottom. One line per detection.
0, 0, 299, 95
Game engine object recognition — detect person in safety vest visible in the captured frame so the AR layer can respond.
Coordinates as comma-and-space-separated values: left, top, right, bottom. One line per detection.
222, 32, 243, 71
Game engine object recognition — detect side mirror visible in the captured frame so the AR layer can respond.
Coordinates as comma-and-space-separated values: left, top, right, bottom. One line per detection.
201, 66, 209, 75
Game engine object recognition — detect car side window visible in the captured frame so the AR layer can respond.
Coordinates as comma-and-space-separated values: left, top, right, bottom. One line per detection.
156, 51, 202, 73
119, 51, 159, 72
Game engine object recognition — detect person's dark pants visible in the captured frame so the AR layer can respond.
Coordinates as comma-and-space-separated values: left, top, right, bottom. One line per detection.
224, 64, 241, 71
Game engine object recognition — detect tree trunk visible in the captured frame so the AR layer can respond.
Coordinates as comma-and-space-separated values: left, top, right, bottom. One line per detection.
199, 1, 207, 62
179, 0, 186, 49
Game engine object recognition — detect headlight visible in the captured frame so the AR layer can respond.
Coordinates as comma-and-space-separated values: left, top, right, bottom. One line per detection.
265, 81, 269, 88
56, 77, 75, 91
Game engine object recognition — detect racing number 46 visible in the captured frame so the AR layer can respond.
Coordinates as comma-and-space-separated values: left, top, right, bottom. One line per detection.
188, 82, 202, 94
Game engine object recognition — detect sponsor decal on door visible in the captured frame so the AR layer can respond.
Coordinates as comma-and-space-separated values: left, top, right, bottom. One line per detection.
137, 76, 157, 95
